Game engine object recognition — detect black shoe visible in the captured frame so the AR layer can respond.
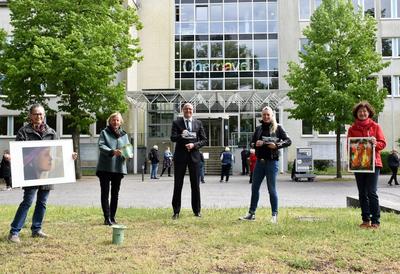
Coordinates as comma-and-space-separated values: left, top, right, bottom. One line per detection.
201, 181, 205, 184
194, 213, 202, 218
168, 175, 172, 177
104, 219, 112, 226
172, 213, 179, 220
388, 182, 392, 186
110, 218, 117, 225
239, 213, 255, 221
154, 177, 159, 179
396, 182, 399, 185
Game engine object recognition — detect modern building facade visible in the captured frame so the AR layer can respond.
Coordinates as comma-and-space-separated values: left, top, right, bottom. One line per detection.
1, 0, 399, 173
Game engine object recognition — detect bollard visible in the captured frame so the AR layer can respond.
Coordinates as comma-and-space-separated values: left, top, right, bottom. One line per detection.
112, 225, 126, 245
141, 165, 145, 182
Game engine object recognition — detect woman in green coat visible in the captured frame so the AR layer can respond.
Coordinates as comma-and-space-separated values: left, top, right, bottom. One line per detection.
96, 112, 131, 226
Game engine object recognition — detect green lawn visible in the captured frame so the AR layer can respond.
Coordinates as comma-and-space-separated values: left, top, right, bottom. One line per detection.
1, 206, 400, 273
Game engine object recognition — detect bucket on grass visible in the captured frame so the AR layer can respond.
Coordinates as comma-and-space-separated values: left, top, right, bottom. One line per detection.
112, 225, 126, 245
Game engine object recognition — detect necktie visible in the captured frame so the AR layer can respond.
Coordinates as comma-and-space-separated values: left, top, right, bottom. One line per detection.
186, 120, 191, 131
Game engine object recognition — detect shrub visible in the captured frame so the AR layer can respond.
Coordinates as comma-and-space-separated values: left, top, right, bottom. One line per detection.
314, 160, 333, 171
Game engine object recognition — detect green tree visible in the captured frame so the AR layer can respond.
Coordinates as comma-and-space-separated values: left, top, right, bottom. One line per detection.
0, 0, 142, 178
285, 0, 389, 178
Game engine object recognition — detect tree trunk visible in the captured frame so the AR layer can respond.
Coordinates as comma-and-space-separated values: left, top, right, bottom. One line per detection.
336, 126, 342, 179
72, 128, 82, 179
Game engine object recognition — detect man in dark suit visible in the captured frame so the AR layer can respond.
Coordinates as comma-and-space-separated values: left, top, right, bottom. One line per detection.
170, 103, 208, 219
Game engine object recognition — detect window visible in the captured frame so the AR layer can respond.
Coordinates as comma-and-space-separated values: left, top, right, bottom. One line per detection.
363, 0, 375, 16
62, 115, 89, 135
381, 0, 400, 18
148, 109, 174, 138
175, 1, 279, 91
302, 120, 313, 135
196, 5, 208, 21
96, 117, 107, 135
383, 76, 400, 96
299, 0, 311, 20
382, 38, 400, 57
0, 116, 7, 135
299, 38, 309, 55
181, 5, 194, 22
45, 114, 57, 132
352, 0, 375, 16
13, 115, 24, 136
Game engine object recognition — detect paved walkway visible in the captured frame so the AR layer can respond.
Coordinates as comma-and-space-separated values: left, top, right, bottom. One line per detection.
2, 174, 400, 210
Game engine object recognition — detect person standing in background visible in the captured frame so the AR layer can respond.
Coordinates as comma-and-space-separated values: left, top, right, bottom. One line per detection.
220, 147, 233, 183
1, 150, 12, 190
387, 150, 399, 186
96, 112, 131, 226
241, 146, 249, 175
248, 148, 257, 184
199, 152, 205, 184
160, 147, 173, 177
347, 101, 386, 229
149, 145, 160, 179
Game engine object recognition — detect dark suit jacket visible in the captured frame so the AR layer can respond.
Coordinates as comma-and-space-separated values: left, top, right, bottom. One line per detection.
170, 117, 208, 163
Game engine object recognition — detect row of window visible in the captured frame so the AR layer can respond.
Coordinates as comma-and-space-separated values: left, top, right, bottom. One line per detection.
0, 115, 107, 137
300, 37, 400, 58
302, 120, 346, 136
175, 40, 278, 59
300, 0, 400, 19
175, 77, 278, 90
176, 2, 277, 22
176, 20, 277, 35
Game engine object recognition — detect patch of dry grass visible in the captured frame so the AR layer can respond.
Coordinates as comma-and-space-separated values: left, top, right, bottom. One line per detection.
1, 206, 400, 273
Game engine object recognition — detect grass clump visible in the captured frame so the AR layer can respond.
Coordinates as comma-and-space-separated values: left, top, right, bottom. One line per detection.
1, 206, 400, 273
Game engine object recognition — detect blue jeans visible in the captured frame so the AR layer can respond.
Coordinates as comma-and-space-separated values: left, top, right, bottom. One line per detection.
354, 168, 381, 224
249, 159, 279, 216
10, 187, 50, 235
151, 163, 159, 178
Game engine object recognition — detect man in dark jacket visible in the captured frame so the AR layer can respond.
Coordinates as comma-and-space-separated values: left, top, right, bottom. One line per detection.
240, 146, 249, 175
149, 145, 160, 179
170, 103, 208, 219
388, 150, 399, 186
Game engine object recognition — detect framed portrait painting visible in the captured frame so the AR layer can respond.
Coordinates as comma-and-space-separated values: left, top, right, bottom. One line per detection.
10, 139, 76, 188
348, 137, 375, 173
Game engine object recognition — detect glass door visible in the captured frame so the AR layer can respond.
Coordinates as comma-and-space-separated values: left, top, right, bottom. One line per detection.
199, 118, 223, 146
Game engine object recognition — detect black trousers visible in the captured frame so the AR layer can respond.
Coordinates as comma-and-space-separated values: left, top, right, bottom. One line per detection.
221, 164, 231, 182
160, 167, 171, 176
388, 166, 398, 185
242, 160, 249, 175
4, 177, 11, 187
98, 171, 123, 221
172, 160, 200, 215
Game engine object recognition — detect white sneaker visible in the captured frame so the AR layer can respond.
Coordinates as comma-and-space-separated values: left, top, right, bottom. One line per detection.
270, 215, 278, 224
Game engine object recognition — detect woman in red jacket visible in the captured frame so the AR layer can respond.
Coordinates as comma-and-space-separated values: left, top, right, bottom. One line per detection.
248, 149, 257, 184
347, 101, 386, 229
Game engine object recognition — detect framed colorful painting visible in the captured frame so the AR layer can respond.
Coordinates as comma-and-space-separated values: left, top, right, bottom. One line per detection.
348, 137, 375, 173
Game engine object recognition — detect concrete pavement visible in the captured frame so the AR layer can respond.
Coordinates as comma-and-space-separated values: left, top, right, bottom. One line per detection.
1, 174, 400, 210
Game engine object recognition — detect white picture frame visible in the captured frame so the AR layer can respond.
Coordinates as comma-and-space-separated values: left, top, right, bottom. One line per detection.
10, 139, 76, 188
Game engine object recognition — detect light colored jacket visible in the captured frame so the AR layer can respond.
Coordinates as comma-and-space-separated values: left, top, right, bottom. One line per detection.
96, 126, 130, 174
